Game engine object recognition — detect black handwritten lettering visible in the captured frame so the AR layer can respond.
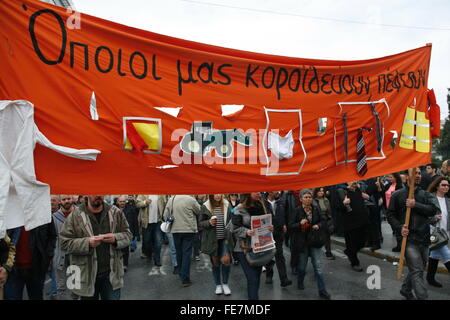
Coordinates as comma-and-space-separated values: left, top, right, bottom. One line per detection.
129, 51, 147, 79
197, 62, 218, 84
320, 73, 332, 94
152, 54, 162, 80
331, 75, 342, 94
308, 66, 319, 94
302, 67, 309, 93
95, 46, 114, 73
69, 42, 88, 70
408, 72, 417, 90
341, 75, 352, 94
217, 64, 232, 85
288, 69, 301, 92
262, 66, 275, 89
275, 68, 288, 100
29, 9, 67, 65
117, 49, 126, 76
246, 64, 259, 88
177, 60, 198, 96
418, 69, 426, 88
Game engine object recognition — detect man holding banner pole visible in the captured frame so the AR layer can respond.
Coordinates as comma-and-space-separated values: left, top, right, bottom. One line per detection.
387, 168, 440, 300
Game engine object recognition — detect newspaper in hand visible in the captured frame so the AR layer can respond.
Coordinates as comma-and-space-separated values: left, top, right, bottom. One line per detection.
251, 214, 276, 253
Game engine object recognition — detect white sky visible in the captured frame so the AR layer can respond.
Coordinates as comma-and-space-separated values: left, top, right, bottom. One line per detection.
74, 0, 450, 119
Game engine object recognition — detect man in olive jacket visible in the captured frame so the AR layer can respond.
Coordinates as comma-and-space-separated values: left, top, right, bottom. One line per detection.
163, 195, 201, 287
60, 195, 132, 300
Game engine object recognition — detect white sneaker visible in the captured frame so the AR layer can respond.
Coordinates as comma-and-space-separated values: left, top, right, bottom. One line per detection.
222, 284, 231, 296
215, 285, 223, 295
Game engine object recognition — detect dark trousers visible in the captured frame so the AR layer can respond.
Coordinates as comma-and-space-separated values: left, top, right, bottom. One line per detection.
142, 223, 162, 263
402, 242, 429, 300
80, 274, 121, 300
367, 206, 381, 247
289, 233, 299, 270
4, 269, 44, 300
344, 225, 368, 267
324, 233, 332, 254
122, 247, 129, 267
193, 230, 203, 257
266, 229, 288, 281
236, 252, 262, 300
173, 233, 195, 283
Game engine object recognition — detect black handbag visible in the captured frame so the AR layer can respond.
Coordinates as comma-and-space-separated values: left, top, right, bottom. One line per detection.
306, 229, 327, 248
245, 249, 275, 267
430, 227, 449, 251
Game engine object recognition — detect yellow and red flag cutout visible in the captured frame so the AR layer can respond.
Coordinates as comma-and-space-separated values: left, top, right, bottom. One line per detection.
123, 117, 162, 154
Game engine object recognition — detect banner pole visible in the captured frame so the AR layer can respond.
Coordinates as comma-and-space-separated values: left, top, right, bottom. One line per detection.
396, 167, 416, 279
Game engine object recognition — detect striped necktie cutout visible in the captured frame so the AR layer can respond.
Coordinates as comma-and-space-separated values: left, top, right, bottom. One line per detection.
356, 127, 372, 176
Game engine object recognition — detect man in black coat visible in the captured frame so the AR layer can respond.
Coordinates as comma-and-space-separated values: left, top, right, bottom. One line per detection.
263, 191, 292, 287
387, 168, 440, 300
4, 222, 57, 300
338, 181, 370, 272
124, 195, 140, 250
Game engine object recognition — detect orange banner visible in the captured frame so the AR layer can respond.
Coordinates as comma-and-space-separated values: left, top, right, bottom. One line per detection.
0, 0, 433, 194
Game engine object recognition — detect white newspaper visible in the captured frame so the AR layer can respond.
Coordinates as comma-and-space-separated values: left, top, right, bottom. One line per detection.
251, 214, 276, 253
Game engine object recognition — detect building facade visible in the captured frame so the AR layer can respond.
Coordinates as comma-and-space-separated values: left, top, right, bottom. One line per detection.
40, 0, 75, 9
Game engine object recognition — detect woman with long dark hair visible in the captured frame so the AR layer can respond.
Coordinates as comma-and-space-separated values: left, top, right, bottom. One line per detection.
426, 177, 450, 287
199, 194, 233, 295
232, 193, 273, 300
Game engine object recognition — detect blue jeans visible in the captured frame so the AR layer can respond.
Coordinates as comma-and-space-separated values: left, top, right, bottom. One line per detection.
237, 252, 262, 300
402, 242, 428, 300
430, 244, 450, 263
142, 222, 163, 263
211, 239, 231, 285
80, 275, 121, 300
173, 233, 195, 283
4, 269, 45, 300
167, 232, 178, 267
48, 266, 57, 297
298, 247, 327, 293
130, 237, 137, 251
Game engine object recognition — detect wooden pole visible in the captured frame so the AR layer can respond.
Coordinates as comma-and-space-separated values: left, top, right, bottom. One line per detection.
397, 168, 416, 279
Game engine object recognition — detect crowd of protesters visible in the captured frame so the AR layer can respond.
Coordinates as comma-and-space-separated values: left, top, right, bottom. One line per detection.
0, 159, 448, 300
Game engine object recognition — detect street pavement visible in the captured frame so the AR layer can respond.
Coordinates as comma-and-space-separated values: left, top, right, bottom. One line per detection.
44, 223, 450, 300
117, 239, 450, 300
332, 220, 450, 273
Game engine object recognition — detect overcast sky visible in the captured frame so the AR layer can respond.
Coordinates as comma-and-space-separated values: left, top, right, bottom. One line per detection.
74, 0, 450, 119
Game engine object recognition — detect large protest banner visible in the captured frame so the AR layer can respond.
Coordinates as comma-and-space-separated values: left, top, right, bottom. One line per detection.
0, 0, 434, 194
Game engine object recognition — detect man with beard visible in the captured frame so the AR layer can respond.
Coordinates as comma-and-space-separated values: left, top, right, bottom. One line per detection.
387, 168, 440, 300
60, 195, 131, 300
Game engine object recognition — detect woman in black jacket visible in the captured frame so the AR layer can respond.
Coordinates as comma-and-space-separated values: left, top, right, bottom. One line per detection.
289, 189, 331, 300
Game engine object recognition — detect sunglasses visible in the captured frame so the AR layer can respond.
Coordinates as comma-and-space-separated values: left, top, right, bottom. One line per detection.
440, 184, 450, 187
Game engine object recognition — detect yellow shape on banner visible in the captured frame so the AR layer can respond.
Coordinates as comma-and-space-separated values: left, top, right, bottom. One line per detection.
415, 111, 430, 153
125, 122, 160, 151
399, 107, 416, 150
